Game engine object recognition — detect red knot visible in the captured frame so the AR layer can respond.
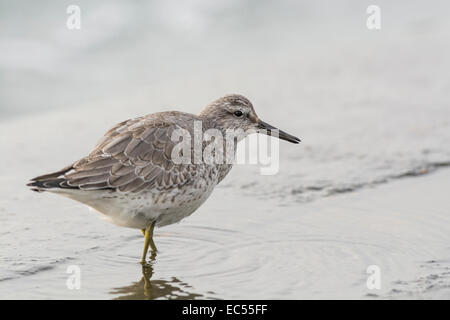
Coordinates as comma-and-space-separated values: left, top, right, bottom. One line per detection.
27, 94, 300, 263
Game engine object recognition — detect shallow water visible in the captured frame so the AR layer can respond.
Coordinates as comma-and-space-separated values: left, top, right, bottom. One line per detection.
1, 167, 450, 299
1, 1, 450, 299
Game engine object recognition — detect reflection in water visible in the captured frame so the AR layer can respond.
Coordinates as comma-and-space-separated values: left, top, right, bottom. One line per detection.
110, 252, 205, 300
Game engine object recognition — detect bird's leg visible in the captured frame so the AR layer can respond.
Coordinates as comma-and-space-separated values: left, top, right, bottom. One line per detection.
141, 221, 157, 264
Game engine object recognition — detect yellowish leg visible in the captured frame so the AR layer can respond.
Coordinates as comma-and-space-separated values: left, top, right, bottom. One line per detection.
141, 221, 157, 264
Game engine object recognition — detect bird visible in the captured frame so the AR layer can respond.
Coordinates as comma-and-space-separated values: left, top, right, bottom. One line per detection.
27, 94, 300, 263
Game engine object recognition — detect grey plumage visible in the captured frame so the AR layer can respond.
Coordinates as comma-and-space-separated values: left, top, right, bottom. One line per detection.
28, 111, 201, 194
28, 94, 300, 198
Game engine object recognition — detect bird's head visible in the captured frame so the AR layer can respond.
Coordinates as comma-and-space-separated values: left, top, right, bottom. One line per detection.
199, 94, 300, 143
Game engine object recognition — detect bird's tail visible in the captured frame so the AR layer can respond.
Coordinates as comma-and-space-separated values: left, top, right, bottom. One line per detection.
27, 165, 76, 192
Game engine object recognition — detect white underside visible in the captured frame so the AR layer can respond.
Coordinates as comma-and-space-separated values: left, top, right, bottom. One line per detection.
49, 181, 217, 229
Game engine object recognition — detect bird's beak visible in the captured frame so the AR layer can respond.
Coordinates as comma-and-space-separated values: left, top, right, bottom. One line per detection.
257, 120, 301, 144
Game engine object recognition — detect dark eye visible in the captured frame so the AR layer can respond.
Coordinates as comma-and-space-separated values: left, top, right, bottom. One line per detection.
234, 110, 244, 118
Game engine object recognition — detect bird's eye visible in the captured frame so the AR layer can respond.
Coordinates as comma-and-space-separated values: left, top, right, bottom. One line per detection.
234, 110, 244, 118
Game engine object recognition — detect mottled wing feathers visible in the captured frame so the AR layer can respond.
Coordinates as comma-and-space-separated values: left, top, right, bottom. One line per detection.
30, 112, 199, 193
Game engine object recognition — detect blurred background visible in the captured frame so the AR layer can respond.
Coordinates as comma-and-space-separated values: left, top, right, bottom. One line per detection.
0, 0, 449, 299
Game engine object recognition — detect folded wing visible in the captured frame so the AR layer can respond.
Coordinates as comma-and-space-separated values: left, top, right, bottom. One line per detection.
30, 113, 198, 193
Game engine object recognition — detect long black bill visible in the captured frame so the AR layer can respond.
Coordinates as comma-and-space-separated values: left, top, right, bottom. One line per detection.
257, 120, 301, 144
